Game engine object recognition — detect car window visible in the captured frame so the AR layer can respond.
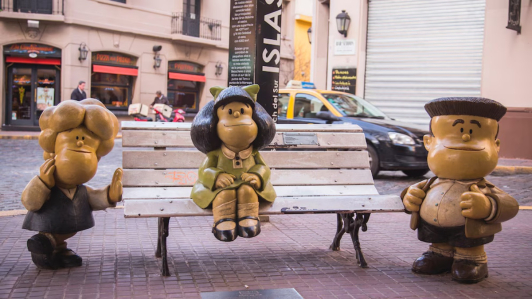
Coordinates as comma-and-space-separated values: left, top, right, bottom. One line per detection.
294, 93, 328, 119
278, 93, 290, 117
321, 93, 387, 118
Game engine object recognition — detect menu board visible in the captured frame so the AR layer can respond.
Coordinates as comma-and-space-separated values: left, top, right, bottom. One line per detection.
331, 68, 357, 95
228, 0, 257, 86
228, 0, 282, 121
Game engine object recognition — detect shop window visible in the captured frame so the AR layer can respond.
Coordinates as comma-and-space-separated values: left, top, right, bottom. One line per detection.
91, 73, 131, 109
167, 79, 198, 111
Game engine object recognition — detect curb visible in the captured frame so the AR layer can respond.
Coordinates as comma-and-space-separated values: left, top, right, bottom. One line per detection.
1, 134, 122, 140
492, 166, 532, 175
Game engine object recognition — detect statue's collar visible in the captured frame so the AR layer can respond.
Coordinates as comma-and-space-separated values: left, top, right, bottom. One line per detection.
221, 144, 253, 160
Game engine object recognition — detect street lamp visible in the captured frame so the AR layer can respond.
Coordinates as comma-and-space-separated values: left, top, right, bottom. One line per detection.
78, 43, 88, 62
336, 10, 351, 37
215, 62, 223, 76
307, 27, 312, 44
153, 45, 162, 69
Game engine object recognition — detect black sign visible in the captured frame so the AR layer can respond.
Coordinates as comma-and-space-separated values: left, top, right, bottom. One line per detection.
201, 288, 303, 299
228, 0, 282, 122
331, 68, 357, 95
3, 43, 61, 58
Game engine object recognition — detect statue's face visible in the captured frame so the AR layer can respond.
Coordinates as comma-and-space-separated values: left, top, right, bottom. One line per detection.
424, 115, 500, 180
216, 101, 257, 151
54, 126, 101, 187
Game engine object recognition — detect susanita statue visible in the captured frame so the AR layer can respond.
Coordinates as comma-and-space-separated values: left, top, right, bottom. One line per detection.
21, 99, 122, 269
401, 97, 519, 283
190, 84, 276, 242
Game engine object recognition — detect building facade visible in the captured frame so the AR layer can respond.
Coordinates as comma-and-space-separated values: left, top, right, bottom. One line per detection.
310, 0, 532, 159
0, 0, 294, 130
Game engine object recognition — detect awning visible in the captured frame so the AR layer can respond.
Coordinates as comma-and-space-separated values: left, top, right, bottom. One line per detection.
169, 72, 206, 82
6, 57, 61, 65
93, 65, 138, 76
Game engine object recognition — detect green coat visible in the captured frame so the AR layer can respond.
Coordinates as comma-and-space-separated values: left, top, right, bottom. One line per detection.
191, 147, 276, 208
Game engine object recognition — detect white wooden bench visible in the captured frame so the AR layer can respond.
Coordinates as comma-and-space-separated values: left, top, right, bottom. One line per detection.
121, 121, 404, 276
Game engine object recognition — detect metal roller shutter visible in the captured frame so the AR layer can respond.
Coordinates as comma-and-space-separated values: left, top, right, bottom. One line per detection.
364, 0, 486, 125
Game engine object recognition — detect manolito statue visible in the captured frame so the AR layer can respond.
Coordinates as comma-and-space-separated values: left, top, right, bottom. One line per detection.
21, 99, 122, 269
401, 97, 519, 283
190, 84, 276, 242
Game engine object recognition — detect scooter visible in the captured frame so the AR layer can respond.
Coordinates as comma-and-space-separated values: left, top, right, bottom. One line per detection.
153, 104, 185, 122
128, 103, 153, 121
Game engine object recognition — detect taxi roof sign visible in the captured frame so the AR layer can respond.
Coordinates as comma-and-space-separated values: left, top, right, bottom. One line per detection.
286, 80, 316, 89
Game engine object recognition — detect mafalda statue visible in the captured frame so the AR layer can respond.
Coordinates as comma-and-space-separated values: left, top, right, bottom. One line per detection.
402, 97, 519, 283
21, 99, 122, 269
190, 84, 276, 242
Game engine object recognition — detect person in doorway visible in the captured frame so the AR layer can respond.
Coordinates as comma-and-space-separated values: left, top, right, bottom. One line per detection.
150, 91, 169, 108
70, 81, 87, 101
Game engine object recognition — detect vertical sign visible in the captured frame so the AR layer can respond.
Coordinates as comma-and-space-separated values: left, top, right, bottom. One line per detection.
229, 0, 282, 122
331, 68, 357, 95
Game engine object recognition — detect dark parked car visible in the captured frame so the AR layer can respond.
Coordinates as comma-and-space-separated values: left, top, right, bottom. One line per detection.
277, 87, 429, 177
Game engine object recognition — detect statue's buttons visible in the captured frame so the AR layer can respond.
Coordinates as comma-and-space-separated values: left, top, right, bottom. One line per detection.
435, 203, 438, 206
235, 156, 240, 160
236, 162, 240, 166
434, 218, 437, 222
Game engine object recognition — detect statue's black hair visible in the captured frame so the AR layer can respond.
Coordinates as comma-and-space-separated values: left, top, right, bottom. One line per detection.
190, 100, 276, 154
425, 97, 507, 121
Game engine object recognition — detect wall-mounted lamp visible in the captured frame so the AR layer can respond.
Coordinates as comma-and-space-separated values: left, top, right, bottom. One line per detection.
215, 62, 223, 76
153, 45, 162, 69
307, 27, 312, 44
506, 0, 522, 33
336, 10, 351, 37
78, 42, 89, 62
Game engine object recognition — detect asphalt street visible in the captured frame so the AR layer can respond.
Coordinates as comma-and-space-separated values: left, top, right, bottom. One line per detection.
1, 139, 531, 211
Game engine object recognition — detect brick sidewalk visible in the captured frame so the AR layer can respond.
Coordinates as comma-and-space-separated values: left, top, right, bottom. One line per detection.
0, 210, 531, 299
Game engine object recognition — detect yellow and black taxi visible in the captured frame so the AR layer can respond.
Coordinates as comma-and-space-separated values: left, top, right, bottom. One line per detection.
277, 81, 429, 177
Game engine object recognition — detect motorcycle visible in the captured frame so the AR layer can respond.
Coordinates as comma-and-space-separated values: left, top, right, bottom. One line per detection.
153, 104, 185, 123
128, 103, 185, 122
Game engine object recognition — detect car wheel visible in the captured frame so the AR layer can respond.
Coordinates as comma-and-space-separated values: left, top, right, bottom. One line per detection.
402, 169, 430, 177
367, 144, 380, 178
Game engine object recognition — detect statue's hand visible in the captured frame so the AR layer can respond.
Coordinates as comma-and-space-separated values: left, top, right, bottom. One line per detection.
241, 173, 261, 189
108, 168, 123, 203
215, 173, 236, 189
460, 184, 491, 219
403, 181, 426, 212
39, 158, 56, 189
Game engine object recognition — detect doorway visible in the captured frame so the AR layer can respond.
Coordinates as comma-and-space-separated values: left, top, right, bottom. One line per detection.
6, 64, 60, 127
183, 0, 200, 37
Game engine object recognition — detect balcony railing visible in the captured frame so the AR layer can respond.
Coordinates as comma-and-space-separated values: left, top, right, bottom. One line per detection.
171, 12, 221, 41
1, 0, 64, 15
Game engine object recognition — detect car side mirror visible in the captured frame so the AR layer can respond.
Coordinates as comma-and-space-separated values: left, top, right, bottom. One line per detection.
316, 111, 342, 124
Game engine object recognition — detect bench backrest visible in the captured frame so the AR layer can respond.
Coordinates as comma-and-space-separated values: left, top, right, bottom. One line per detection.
121, 122, 379, 215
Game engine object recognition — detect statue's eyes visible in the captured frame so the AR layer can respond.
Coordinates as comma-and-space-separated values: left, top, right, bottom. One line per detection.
241, 108, 244, 114
82, 137, 85, 140
76, 136, 79, 140
460, 128, 463, 133
228, 109, 232, 115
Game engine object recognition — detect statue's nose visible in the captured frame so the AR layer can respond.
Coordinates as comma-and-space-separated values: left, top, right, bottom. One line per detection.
233, 111, 240, 118
77, 140, 84, 147
462, 134, 471, 142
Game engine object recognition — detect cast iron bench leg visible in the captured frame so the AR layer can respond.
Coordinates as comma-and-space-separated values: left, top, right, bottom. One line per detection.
349, 213, 371, 268
330, 213, 347, 251
155, 217, 171, 276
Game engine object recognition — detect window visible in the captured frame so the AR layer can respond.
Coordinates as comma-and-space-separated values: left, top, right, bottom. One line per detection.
90, 73, 132, 109
278, 93, 290, 117
293, 93, 328, 119
167, 79, 199, 111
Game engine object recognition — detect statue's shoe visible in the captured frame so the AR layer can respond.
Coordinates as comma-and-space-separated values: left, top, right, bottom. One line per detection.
452, 259, 488, 284
56, 249, 83, 268
212, 218, 237, 242
27, 234, 54, 255
412, 251, 453, 274
237, 216, 261, 238
30, 253, 59, 270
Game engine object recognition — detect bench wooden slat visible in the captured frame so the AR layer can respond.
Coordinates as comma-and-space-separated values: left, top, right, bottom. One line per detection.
123, 169, 374, 187
121, 121, 362, 133
123, 185, 379, 199
123, 150, 370, 169
123, 195, 404, 217
122, 130, 366, 149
